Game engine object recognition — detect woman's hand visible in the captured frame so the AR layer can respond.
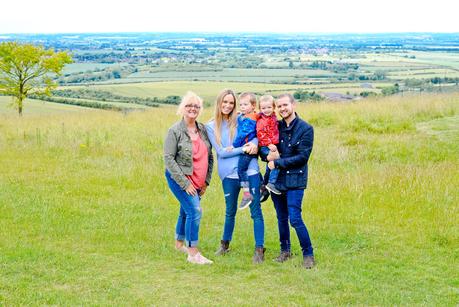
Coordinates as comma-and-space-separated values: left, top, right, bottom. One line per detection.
268, 161, 276, 170
268, 144, 278, 151
199, 185, 207, 196
185, 183, 198, 196
245, 142, 258, 155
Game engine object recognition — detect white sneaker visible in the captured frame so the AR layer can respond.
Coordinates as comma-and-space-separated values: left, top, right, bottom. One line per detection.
187, 252, 213, 265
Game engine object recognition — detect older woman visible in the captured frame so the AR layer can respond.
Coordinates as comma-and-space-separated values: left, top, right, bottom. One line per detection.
205, 89, 266, 264
164, 91, 214, 264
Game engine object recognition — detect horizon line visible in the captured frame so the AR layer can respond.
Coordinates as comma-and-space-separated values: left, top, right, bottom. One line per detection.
1, 31, 459, 36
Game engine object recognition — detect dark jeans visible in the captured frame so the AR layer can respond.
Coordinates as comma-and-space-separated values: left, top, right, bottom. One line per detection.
271, 189, 313, 256
237, 153, 258, 187
259, 146, 279, 185
165, 171, 202, 247
221, 174, 264, 248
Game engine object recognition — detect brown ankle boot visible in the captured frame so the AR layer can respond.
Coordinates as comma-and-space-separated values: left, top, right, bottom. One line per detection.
215, 240, 230, 256
253, 247, 266, 264
274, 250, 292, 263
303, 255, 315, 269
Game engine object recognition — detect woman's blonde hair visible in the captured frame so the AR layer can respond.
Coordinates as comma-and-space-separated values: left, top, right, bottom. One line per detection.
176, 91, 204, 117
212, 89, 237, 146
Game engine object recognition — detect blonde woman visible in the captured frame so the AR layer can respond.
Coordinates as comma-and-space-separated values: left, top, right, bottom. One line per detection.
164, 91, 214, 264
205, 89, 266, 264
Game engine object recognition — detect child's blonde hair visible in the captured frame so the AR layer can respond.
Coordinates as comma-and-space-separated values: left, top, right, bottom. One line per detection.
239, 92, 257, 107
259, 94, 275, 109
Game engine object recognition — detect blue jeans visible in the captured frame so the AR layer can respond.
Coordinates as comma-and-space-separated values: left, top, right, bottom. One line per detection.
165, 171, 202, 247
237, 153, 258, 187
221, 174, 264, 247
271, 189, 314, 256
259, 146, 279, 185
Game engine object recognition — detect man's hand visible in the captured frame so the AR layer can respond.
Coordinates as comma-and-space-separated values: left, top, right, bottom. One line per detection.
268, 161, 275, 170
267, 150, 280, 161
268, 144, 278, 151
199, 185, 207, 196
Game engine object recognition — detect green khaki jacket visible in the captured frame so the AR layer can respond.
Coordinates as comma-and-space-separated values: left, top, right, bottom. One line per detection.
164, 119, 213, 190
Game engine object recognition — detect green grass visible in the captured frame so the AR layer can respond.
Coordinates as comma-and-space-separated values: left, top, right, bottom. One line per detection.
66, 81, 390, 104
46, 97, 151, 110
0, 96, 94, 116
407, 51, 459, 70
126, 68, 340, 82
62, 63, 127, 74
387, 68, 459, 80
0, 93, 458, 305
88, 81, 316, 103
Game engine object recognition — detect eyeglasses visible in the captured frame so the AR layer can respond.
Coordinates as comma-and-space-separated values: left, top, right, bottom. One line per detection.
185, 104, 201, 110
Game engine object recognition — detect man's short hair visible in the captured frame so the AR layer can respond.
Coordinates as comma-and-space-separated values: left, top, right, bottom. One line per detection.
277, 93, 295, 103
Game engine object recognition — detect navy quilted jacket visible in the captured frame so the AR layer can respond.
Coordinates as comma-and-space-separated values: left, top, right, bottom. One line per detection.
273, 114, 314, 191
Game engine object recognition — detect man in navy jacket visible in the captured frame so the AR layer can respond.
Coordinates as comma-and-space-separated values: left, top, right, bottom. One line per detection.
267, 93, 315, 269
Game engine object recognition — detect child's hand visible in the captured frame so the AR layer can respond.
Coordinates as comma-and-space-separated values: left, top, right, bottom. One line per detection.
225, 146, 234, 152
268, 144, 278, 152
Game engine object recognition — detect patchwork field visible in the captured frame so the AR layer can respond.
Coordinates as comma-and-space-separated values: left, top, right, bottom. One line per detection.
68, 81, 386, 104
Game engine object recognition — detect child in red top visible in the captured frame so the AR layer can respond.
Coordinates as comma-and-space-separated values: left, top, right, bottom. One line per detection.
256, 95, 281, 195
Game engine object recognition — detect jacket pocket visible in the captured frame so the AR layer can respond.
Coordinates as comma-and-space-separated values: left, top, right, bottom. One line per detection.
285, 169, 307, 188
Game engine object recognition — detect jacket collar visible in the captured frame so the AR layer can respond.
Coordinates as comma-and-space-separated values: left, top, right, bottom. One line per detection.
281, 113, 300, 131
179, 118, 201, 131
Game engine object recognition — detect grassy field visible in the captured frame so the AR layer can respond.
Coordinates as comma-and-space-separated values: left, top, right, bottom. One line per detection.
300, 51, 459, 80
72, 81, 390, 104
62, 63, 127, 74
407, 51, 459, 70
0, 93, 458, 305
42, 97, 151, 110
126, 68, 341, 83
87, 81, 318, 103
387, 68, 459, 80
0, 96, 93, 116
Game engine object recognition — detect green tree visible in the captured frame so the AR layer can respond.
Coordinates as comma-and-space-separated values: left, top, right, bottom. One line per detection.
381, 83, 400, 96
0, 42, 72, 115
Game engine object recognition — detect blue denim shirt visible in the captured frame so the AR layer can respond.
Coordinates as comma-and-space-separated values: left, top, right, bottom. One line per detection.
206, 119, 259, 180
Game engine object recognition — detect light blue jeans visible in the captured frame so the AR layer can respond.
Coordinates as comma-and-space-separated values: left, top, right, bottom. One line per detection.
165, 171, 201, 247
221, 174, 265, 247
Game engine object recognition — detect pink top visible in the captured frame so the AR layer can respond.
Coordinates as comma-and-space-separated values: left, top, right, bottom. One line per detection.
186, 134, 209, 189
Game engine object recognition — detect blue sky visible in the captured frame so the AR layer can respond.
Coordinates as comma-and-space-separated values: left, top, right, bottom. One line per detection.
1, 0, 458, 33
